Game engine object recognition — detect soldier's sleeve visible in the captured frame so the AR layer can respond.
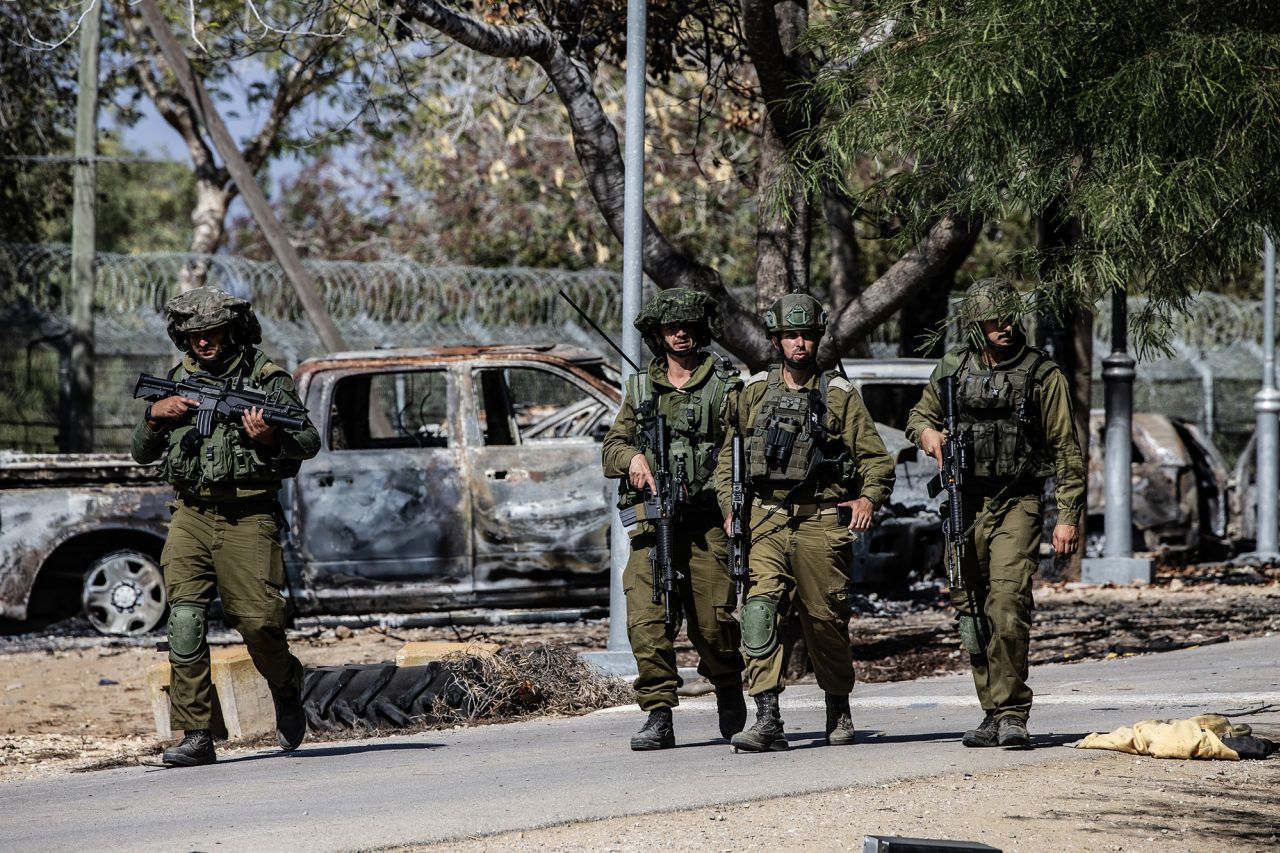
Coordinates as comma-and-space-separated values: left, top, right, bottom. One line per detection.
904, 361, 947, 447
130, 416, 167, 465
262, 372, 320, 462
837, 383, 895, 508
601, 388, 640, 480
714, 382, 752, 517
1038, 367, 1085, 527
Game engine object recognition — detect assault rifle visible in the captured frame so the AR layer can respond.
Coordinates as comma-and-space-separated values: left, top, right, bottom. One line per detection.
134, 372, 307, 439
646, 415, 683, 626
927, 375, 971, 591
727, 432, 749, 597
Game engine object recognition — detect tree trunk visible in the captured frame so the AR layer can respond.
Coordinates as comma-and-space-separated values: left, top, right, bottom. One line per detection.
180, 179, 232, 291
753, 117, 810, 311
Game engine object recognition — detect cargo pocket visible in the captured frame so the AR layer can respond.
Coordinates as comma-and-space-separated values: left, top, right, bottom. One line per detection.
970, 422, 996, 478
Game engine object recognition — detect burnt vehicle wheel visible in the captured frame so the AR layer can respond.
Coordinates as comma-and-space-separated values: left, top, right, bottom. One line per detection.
81, 549, 167, 636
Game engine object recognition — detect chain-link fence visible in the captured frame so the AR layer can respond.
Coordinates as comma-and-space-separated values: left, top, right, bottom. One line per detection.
0, 243, 1272, 461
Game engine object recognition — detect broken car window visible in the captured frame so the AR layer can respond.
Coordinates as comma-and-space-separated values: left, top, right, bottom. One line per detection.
473, 367, 609, 445
329, 369, 450, 450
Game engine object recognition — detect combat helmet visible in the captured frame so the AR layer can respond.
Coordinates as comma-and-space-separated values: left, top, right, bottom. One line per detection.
634, 288, 722, 356
164, 286, 262, 353
763, 293, 827, 336
959, 278, 1027, 350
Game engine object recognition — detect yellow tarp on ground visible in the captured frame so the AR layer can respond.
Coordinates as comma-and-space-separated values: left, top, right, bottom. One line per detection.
1076, 714, 1248, 760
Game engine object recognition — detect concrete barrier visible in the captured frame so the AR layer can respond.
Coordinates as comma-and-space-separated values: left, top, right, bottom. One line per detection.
147, 646, 274, 740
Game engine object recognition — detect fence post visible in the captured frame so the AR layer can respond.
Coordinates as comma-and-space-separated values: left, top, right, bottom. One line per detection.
1245, 233, 1280, 561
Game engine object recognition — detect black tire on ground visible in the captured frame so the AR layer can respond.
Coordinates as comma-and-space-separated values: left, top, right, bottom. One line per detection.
301, 663, 452, 731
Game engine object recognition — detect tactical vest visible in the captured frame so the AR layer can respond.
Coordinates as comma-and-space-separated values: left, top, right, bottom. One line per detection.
624, 358, 736, 506
744, 367, 835, 485
953, 349, 1053, 480
159, 349, 301, 494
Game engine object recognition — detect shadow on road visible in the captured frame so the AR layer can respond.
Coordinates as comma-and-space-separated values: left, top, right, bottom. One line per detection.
219, 741, 446, 764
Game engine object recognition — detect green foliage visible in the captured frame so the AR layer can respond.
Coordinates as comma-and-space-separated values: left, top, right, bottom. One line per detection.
35, 137, 196, 253
802, 0, 1280, 345
0, 5, 75, 243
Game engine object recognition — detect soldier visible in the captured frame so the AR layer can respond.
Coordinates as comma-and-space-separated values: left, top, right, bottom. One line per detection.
601, 288, 747, 750
715, 294, 895, 752
905, 278, 1084, 748
132, 287, 320, 767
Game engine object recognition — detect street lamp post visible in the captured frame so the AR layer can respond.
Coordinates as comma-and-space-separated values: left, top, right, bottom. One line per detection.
1245, 233, 1280, 561
585, 0, 647, 675
1081, 288, 1153, 583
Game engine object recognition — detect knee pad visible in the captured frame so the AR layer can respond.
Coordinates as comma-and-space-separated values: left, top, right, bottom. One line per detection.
167, 603, 207, 665
741, 596, 779, 659
956, 612, 992, 656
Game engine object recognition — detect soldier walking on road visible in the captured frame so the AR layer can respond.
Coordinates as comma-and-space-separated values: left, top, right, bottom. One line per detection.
905, 278, 1084, 748
602, 289, 747, 750
715, 294, 895, 752
132, 287, 320, 767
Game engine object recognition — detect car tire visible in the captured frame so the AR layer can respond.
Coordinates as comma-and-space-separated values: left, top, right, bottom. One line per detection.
81, 549, 167, 636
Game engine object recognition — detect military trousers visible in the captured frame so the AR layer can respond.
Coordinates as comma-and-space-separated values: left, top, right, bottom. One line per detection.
623, 509, 744, 710
741, 502, 856, 697
162, 501, 303, 730
949, 491, 1041, 722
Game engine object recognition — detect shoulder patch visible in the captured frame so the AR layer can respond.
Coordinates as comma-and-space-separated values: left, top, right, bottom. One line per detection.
828, 375, 853, 393
744, 370, 769, 387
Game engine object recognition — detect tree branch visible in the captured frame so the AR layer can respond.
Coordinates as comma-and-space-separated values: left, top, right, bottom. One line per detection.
820, 214, 981, 364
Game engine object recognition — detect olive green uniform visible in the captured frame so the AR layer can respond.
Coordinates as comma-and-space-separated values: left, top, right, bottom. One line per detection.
905, 343, 1084, 722
602, 354, 745, 710
132, 348, 320, 731
715, 367, 895, 696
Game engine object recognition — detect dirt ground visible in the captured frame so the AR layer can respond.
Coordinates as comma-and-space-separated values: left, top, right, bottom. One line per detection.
3, 571, 1278, 852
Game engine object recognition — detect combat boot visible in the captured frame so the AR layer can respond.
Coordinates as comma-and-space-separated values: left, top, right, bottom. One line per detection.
961, 713, 999, 748
824, 693, 856, 746
274, 690, 307, 752
715, 684, 748, 738
997, 715, 1031, 748
630, 708, 676, 750
730, 690, 788, 752
162, 729, 216, 767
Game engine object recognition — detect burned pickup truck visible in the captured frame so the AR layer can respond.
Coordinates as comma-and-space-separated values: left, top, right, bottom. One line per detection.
1, 344, 934, 636
1, 345, 618, 635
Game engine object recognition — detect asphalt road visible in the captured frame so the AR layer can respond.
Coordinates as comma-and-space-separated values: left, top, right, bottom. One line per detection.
4, 635, 1278, 853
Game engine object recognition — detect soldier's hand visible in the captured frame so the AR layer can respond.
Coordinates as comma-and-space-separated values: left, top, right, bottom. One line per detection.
242, 407, 280, 447
920, 428, 947, 469
840, 496, 875, 532
1052, 524, 1079, 556
628, 452, 657, 494
723, 513, 734, 537
150, 395, 198, 421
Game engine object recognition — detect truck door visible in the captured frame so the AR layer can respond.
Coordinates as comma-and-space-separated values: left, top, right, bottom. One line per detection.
465, 364, 613, 602
294, 366, 471, 611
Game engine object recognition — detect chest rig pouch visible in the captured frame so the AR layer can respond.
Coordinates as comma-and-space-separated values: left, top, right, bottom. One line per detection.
622, 360, 734, 509
954, 351, 1051, 480
745, 368, 831, 485
161, 350, 296, 492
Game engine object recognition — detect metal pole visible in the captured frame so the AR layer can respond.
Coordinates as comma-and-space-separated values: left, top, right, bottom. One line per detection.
605, 0, 648, 657
67, 0, 103, 453
1101, 288, 1134, 558
1250, 233, 1280, 558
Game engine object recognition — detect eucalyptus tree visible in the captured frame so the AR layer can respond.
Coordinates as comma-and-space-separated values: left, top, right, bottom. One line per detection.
385, 0, 979, 367
112, 0, 424, 289
801, 0, 1280, 347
